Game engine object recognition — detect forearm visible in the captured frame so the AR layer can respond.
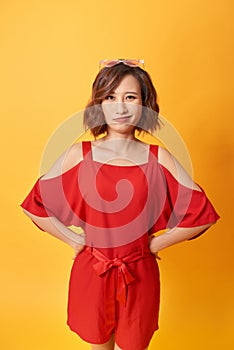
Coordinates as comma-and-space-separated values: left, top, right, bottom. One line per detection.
22, 209, 85, 249
150, 224, 213, 253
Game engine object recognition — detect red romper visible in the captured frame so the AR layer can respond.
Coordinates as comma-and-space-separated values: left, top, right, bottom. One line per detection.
20, 141, 220, 350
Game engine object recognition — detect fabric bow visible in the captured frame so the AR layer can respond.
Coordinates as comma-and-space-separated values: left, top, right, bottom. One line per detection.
90, 247, 146, 306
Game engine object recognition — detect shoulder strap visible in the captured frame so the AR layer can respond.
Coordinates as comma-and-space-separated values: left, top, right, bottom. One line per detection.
149, 144, 159, 162
82, 141, 92, 159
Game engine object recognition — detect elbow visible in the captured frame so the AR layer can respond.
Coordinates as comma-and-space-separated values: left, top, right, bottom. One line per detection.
188, 222, 216, 241
21, 208, 39, 221
22, 208, 29, 215
22, 208, 32, 217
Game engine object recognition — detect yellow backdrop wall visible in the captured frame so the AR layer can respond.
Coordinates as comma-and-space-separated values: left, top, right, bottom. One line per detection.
1, 1, 233, 349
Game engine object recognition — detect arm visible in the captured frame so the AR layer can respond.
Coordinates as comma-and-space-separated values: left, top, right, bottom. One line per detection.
21, 142, 85, 258
22, 209, 85, 258
149, 224, 212, 254
149, 146, 219, 254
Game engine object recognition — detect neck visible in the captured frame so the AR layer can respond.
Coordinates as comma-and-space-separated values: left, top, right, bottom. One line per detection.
104, 129, 137, 141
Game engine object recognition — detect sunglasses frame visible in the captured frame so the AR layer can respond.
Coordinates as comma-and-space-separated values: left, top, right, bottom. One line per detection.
99, 59, 145, 70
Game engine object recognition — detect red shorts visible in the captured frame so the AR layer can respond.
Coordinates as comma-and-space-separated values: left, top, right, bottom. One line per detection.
67, 234, 160, 350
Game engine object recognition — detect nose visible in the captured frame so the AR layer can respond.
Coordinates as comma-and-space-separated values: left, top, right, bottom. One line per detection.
116, 101, 128, 115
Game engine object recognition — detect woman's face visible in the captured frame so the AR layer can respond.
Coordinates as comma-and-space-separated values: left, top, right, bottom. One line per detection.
101, 74, 142, 136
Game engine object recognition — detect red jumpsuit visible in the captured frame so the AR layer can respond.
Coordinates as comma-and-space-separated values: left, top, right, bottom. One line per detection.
20, 141, 220, 350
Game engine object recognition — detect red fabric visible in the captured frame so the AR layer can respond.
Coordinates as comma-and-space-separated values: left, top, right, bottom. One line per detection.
89, 246, 151, 306
20, 141, 220, 350
20, 142, 220, 239
67, 235, 160, 350
20, 147, 153, 246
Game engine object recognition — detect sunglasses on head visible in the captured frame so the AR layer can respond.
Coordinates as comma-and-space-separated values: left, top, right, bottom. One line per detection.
99, 59, 145, 70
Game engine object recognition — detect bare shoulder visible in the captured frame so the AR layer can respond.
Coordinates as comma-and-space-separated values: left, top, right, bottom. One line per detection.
158, 146, 178, 173
65, 142, 83, 164
41, 142, 83, 180
158, 146, 202, 191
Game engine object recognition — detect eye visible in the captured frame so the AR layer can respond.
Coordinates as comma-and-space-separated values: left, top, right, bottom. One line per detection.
126, 95, 137, 100
105, 95, 115, 100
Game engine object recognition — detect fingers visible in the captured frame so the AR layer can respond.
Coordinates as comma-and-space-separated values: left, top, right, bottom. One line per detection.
148, 235, 162, 260
72, 244, 85, 260
77, 232, 86, 245
154, 252, 161, 260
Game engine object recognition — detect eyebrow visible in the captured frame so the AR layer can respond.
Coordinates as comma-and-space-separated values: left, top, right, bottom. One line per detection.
110, 91, 139, 95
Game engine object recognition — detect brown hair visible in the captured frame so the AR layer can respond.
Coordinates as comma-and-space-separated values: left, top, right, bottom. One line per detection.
83, 63, 160, 137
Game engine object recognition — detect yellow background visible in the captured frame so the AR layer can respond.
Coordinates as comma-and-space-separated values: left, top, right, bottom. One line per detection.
1, 0, 233, 349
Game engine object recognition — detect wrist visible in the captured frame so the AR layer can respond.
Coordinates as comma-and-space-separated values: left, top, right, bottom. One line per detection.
68, 230, 86, 247
149, 236, 160, 254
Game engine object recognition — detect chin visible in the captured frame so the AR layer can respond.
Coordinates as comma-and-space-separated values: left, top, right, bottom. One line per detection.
108, 123, 136, 134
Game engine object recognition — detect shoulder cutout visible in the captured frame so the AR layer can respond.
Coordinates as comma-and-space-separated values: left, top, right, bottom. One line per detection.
40, 142, 83, 180
158, 146, 202, 192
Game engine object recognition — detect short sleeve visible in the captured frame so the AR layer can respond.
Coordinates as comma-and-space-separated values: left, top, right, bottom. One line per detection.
148, 149, 220, 238
162, 166, 219, 238
20, 176, 49, 231
20, 176, 53, 217
20, 166, 84, 231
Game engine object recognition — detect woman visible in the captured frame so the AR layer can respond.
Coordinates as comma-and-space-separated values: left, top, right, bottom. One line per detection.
20, 59, 220, 350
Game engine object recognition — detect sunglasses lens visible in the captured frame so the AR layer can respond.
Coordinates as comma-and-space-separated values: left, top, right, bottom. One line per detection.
99, 59, 144, 69
124, 60, 141, 67
102, 60, 120, 67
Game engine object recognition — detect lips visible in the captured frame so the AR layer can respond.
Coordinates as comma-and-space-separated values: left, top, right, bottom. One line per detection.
113, 115, 132, 123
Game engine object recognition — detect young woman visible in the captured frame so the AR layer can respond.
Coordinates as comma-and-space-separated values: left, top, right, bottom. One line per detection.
20, 59, 220, 350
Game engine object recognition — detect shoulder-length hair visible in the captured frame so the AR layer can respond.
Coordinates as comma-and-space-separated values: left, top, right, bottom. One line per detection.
83, 63, 160, 137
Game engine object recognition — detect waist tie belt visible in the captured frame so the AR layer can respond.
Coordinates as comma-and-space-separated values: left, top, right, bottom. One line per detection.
85, 246, 151, 306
